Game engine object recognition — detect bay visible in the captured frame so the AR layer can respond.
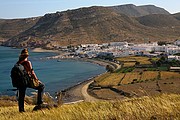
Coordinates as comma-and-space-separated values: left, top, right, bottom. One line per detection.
0, 46, 106, 96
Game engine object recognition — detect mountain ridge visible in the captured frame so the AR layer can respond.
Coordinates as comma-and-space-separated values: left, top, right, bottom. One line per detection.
1, 4, 180, 48
111, 4, 170, 17
136, 14, 180, 27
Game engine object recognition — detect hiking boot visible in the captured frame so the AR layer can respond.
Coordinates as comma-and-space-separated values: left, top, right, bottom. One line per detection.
19, 110, 25, 113
33, 103, 50, 111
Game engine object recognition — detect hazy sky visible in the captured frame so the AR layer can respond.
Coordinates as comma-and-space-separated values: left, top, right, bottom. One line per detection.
0, 0, 179, 19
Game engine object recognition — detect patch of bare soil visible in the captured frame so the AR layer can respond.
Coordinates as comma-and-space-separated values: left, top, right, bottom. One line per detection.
92, 89, 126, 100
90, 78, 180, 100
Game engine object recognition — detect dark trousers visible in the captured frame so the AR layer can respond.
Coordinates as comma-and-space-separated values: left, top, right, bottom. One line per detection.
18, 83, 44, 112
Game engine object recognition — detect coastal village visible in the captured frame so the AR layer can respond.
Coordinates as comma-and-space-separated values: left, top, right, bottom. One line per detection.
50, 40, 180, 62
59, 39, 180, 102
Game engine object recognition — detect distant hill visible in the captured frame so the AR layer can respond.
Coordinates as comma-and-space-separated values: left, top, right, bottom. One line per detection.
173, 13, 180, 20
111, 4, 170, 17
139, 5, 170, 15
4, 6, 146, 47
1, 4, 180, 48
136, 14, 180, 27
0, 17, 39, 40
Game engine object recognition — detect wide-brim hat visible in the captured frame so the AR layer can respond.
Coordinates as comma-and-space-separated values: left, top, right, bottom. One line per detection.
20, 48, 29, 56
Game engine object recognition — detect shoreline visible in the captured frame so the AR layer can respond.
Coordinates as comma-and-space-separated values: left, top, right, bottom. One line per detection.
31, 48, 59, 53
0, 58, 108, 104
62, 71, 106, 103
32, 48, 113, 103
61, 58, 120, 103
0, 46, 113, 104
32, 49, 111, 103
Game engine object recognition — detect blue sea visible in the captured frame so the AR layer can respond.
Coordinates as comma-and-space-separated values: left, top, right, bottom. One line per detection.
0, 46, 106, 96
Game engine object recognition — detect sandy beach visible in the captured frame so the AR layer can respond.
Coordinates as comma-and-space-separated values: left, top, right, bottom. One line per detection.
62, 73, 105, 104
32, 48, 59, 53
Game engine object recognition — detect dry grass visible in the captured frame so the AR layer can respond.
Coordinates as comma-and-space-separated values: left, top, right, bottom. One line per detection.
141, 71, 159, 80
0, 96, 17, 107
123, 62, 136, 67
95, 71, 180, 86
160, 71, 180, 80
116, 57, 136, 62
121, 72, 141, 84
0, 94, 180, 120
116, 56, 151, 65
94, 73, 110, 83
98, 73, 124, 86
130, 56, 151, 65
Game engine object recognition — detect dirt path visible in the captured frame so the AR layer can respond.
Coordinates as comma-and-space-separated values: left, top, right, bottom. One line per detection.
63, 79, 101, 104
63, 60, 121, 103
81, 80, 100, 102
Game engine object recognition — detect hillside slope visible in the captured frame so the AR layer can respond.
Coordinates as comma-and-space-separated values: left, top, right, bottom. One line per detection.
1, 5, 180, 48
0, 94, 180, 120
112, 4, 170, 17
136, 14, 180, 27
3, 6, 151, 48
0, 17, 39, 40
173, 12, 180, 20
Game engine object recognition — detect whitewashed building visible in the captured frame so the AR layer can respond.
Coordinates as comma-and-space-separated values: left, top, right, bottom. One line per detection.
81, 44, 99, 48
174, 40, 180, 46
153, 45, 166, 52
110, 42, 128, 46
166, 46, 180, 55
168, 55, 180, 61
131, 45, 154, 52
131, 42, 159, 52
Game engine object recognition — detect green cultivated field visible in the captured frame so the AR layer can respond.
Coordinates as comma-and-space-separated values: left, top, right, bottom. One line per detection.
94, 56, 180, 87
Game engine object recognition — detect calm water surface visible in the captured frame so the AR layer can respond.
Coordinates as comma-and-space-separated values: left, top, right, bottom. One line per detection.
0, 46, 106, 96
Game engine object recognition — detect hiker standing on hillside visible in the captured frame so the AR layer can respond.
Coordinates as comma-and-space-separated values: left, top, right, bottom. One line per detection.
16, 48, 45, 112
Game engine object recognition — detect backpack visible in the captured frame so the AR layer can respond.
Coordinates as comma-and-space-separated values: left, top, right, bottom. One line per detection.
10, 63, 29, 87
